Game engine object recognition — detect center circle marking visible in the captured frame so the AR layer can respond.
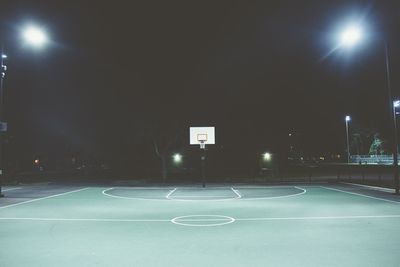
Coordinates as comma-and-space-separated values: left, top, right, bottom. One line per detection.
171, 215, 235, 227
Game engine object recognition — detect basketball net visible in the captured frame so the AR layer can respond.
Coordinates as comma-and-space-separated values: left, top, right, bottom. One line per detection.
199, 141, 206, 150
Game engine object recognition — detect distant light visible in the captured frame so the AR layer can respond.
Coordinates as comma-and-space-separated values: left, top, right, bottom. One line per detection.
288, 133, 292, 137
22, 25, 48, 48
340, 26, 362, 47
173, 153, 182, 164
345, 115, 351, 122
1, 54, 7, 59
263, 152, 272, 161
394, 100, 400, 108
34, 159, 40, 165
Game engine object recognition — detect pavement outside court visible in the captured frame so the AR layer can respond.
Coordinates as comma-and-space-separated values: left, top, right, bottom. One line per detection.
1, 182, 400, 267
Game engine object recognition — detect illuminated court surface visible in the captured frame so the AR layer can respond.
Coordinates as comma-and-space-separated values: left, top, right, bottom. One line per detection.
1, 183, 400, 267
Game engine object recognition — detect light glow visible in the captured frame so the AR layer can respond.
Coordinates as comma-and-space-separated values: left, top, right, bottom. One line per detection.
394, 100, 400, 108
340, 26, 362, 47
173, 153, 182, 164
22, 26, 48, 48
263, 152, 272, 161
345, 115, 351, 122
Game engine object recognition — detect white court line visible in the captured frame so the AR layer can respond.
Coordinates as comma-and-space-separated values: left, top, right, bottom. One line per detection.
236, 214, 400, 221
228, 186, 306, 189
321, 186, 400, 204
171, 187, 306, 201
170, 196, 235, 198
103, 186, 307, 201
238, 186, 306, 201
340, 182, 395, 193
102, 188, 174, 201
165, 188, 177, 199
173, 218, 230, 221
0, 217, 170, 222
0, 187, 90, 210
1, 214, 400, 223
166, 188, 239, 201
171, 215, 235, 227
2, 187, 22, 192
113, 187, 176, 190
231, 188, 242, 199
165, 197, 238, 202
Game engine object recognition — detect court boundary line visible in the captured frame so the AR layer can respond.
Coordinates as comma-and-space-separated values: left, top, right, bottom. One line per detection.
0, 217, 170, 222
1, 214, 400, 223
0, 187, 90, 210
320, 186, 400, 204
2, 187, 22, 192
340, 182, 395, 193
235, 214, 400, 221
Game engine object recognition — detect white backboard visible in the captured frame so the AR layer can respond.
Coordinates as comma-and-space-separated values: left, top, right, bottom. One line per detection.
190, 127, 215, 145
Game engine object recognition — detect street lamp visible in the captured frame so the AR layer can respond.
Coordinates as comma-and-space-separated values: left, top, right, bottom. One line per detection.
22, 25, 48, 49
173, 153, 182, 164
345, 116, 351, 163
340, 25, 362, 47
332, 23, 399, 194
393, 100, 400, 186
0, 24, 49, 197
0, 50, 7, 197
263, 152, 272, 162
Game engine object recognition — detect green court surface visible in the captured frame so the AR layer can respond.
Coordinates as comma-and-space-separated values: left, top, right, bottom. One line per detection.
1, 183, 400, 267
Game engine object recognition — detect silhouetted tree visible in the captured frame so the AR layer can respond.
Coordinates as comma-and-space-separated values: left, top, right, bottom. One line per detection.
150, 120, 182, 182
369, 133, 386, 155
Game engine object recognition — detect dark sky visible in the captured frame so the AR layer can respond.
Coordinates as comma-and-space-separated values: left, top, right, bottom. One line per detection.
0, 0, 400, 166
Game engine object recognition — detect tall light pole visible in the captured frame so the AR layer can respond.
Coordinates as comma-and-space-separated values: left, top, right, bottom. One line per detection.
385, 44, 399, 194
0, 51, 7, 197
332, 23, 399, 194
345, 115, 351, 164
393, 100, 399, 193
0, 24, 49, 197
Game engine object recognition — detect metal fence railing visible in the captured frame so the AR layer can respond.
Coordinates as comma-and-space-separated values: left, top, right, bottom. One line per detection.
349, 155, 399, 165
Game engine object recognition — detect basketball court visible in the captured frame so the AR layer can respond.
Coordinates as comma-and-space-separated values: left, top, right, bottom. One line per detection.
1, 182, 400, 267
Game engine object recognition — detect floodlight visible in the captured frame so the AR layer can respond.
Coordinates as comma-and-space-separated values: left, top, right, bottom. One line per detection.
173, 153, 182, 164
340, 25, 362, 47
22, 25, 48, 48
263, 152, 272, 161
345, 115, 351, 122
1, 54, 7, 59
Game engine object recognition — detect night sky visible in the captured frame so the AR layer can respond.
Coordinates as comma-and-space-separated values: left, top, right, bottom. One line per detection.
0, 1, 400, 171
